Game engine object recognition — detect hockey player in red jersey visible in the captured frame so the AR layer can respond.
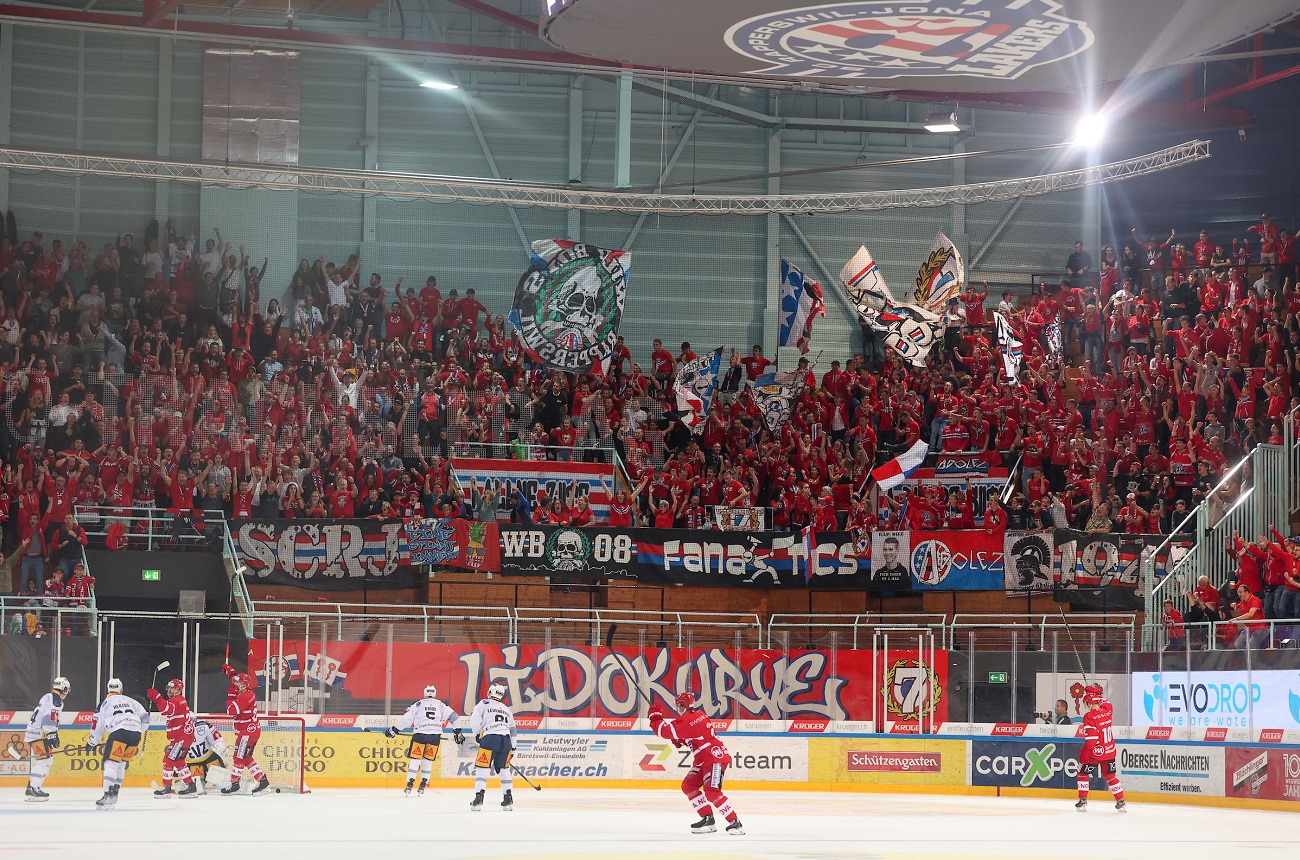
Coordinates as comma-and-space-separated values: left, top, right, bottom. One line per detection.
221, 664, 271, 796
648, 691, 744, 836
1077, 684, 1125, 812
146, 679, 198, 798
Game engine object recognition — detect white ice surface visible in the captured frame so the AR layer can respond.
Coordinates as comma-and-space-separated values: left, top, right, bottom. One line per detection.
3, 788, 1299, 860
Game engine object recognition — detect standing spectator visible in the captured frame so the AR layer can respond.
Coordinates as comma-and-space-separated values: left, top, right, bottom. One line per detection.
1066, 241, 1092, 290
1162, 599, 1185, 651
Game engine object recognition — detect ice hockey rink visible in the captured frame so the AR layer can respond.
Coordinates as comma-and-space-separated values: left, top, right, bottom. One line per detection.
2, 788, 1298, 859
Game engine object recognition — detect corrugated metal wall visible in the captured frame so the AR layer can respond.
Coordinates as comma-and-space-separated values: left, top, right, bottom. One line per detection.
0, 24, 1193, 363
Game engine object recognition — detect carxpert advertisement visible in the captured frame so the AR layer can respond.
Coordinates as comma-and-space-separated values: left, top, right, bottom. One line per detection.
1131, 670, 1300, 728
969, 740, 1106, 790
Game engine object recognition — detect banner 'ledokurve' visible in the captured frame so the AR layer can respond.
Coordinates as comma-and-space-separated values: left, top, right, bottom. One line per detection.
248, 640, 948, 727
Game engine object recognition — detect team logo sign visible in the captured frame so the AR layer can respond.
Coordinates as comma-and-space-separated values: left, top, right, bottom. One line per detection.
545, 528, 592, 572
723, 1, 1093, 81
910, 538, 952, 586
882, 659, 942, 720
512, 239, 629, 373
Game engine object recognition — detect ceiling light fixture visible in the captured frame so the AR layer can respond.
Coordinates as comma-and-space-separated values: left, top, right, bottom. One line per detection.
924, 111, 960, 133
419, 79, 459, 91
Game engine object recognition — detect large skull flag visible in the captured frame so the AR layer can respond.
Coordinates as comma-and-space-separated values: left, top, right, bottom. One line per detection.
512, 239, 630, 373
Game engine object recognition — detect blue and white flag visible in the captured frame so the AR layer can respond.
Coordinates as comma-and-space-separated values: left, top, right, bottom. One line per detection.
752, 368, 807, 434
1045, 319, 1063, 365
993, 312, 1023, 383
674, 347, 723, 431
778, 259, 826, 354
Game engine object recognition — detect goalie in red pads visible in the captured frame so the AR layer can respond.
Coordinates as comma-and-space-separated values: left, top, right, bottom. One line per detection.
221, 664, 271, 796
1076, 684, 1125, 812
648, 691, 744, 836
146, 679, 197, 798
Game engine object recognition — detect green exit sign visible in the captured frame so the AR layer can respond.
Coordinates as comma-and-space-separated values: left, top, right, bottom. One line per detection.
141, 569, 161, 582
988, 671, 1008, 684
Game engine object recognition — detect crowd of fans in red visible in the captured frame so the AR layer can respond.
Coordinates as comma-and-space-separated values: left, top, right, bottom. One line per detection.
0, 215, 1297, 625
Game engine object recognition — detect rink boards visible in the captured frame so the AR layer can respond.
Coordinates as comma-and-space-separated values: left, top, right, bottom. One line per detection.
4, 715, 1300, 811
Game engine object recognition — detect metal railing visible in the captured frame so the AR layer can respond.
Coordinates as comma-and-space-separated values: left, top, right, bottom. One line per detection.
513, 608, 764, 649
1143, 618, 1300, 653
0, 595, 97, 637
767, 613, 948, 650
1143, 443, 1280, 641
950, 613, 1137, 654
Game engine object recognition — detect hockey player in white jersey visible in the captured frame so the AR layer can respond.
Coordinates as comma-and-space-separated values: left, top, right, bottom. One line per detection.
86, 679, 148, 809
468, 682, 516, 812
24, 677, 69, 801
386, 684, 465, 796
184, 720, 231, 795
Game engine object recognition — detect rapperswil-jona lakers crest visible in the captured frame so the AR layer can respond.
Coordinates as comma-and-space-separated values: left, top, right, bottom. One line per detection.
512, 239, 629, 373
724, 1, 1093, 80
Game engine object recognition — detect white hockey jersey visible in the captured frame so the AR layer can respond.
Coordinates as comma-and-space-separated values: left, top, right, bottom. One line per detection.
395, 697, 460, 735
470, 698, 516, 740
25, 691, 63, 741
89, 693, 148, 745
186, 720, 227, 761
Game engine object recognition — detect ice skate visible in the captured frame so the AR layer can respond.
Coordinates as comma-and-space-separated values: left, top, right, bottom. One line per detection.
1074, 799, 1087, 811
220, 780, 242, 795
417, 778, 427, 796
726, 819, 745, 836
500, 789, 513, 811
691, 813, 716, 834
250, 777, 273, 796
24, 784, 49, 802
404, 778, 414, 796
1115, 800, 1127, 813
153, 786, 172, 798
95, 785, 119, 809
470, 789, 485, 811
175, 783, 198, 799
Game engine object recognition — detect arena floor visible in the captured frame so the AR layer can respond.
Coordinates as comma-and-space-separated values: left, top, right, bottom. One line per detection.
2, 787, 1296, 859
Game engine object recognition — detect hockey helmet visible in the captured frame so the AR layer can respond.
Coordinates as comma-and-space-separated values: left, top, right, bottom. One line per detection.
1083, 684, 1104, 706
51, 677, 70, 695
106, 678, 123, 693
424, 684, 438, 698
236, 673, 255, 690
166, 679, 184, 695
675, 691, 697, 710
488, 682, 507, 701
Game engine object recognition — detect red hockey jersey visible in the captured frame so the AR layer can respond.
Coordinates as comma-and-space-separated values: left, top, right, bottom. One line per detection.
146, 689, 196, 742
648, 705, 731, 769
1080, 701, 1116, 763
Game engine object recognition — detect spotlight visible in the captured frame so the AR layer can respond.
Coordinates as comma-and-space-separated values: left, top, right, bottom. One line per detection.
924, 111, 960, 133
1073, 112, 1108, 146
1238, 128, 1247, 142
420, 79, 459, 91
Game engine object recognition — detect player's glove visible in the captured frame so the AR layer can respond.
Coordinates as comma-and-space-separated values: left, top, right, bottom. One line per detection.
84, 742, 96, 755
384, 727, 397, 738
221, 663, 235, 678
453, 728, 465, 745
647, 703, 665, 719
45, 732, 59, 750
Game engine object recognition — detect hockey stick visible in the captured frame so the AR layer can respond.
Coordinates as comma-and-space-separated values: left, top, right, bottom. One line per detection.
363, 727, 405, 734
603, 623, 650, 705
5, 742, 79, 759
510, 764, 541, 792
1057, 604, 1090, 682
